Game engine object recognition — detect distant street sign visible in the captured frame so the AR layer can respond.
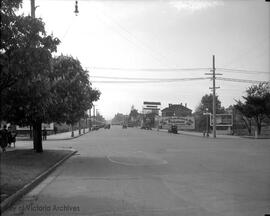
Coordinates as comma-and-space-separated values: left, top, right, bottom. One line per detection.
146, 105, 158, 108
143, 101, 161, 105
210, 114, 233, 126
143, 108, 160, 111
16, 123, 54, 131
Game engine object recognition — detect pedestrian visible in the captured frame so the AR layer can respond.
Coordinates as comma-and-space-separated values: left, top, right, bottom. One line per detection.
10, 126, 17, 148
53, 125, 57, 135
42, 127, 47, 140
0, 125, 8, 152
7, 126, 12, 147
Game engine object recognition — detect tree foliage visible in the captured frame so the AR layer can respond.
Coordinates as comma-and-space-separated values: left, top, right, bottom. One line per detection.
195, 94, 224, 115
235, 82, 270, 135
128, 106, 140, 126
194, 94, 225, 131
50, 55, 100, 126
0, 1, 60, 94
1, 1, 101, 151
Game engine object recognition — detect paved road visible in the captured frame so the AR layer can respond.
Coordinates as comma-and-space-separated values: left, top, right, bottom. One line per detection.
4, 126, 270, 216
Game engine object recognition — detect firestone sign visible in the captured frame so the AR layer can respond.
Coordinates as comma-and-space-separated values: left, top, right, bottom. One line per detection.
159, 116, 195, 130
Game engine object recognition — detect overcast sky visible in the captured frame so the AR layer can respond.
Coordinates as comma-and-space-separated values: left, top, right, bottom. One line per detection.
21, 0, 270, 119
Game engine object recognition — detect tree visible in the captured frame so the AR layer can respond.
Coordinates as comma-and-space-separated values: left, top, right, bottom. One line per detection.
194, 94, 225, 131
0, 2, 59, 96
1, 1, 60, 152
235, 82, 270, 136
50, 55, 100, 136
128, 106, 140, 126
95, 113, 106, 125
195, 94, 225, 115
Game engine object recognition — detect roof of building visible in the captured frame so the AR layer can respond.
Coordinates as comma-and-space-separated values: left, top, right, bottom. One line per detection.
162, 104, 192, 113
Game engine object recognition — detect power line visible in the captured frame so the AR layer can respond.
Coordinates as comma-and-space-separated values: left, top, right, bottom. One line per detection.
92, 7, 166, 67
93, 5, 171, 67
91, 77, 209, 84
92, 76, 168, 80
217, 77, 266, 84
90, 67, 210, 72
217, 68, 269, 75
90, 75, 266, 84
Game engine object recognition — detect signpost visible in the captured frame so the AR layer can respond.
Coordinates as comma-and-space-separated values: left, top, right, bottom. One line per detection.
159, 116, 195, 130
210, 114, 233, 127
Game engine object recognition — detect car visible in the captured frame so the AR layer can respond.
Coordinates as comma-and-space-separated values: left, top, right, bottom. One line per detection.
92, 125, 99, 131
104, 124, 111, 129
168, 125, 178, 134
141, 125, 151, 130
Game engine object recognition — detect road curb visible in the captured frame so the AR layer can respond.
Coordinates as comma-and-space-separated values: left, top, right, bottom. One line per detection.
0, 149, 77, 214
156, 129, 243, 139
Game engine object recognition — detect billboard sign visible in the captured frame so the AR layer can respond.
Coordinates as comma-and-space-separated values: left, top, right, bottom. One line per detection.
143, 101, 161, 115
210, 114, 233, 126
159, 116, 195, 130
16, 123, 54, 131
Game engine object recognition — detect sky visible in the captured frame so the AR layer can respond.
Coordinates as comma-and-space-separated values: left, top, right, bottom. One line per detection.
21, 0, 270, 120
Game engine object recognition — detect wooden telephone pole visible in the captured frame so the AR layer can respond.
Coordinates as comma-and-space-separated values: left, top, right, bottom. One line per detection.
205, 55, 222, 138
31, 0, 35, 18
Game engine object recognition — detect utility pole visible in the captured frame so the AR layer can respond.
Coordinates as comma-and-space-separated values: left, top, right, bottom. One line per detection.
212, 55, 217, 138
31, 0, 35, 18
205, 55, 222, 138
89, 107, 92, 131
93, 105, 95, 126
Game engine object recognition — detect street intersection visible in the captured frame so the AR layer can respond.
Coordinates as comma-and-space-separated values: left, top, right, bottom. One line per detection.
3, 126, 270, 216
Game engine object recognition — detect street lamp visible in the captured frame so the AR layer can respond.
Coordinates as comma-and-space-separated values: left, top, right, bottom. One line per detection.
74, 1, 79, 16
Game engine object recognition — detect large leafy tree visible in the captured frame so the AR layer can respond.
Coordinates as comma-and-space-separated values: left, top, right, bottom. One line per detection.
235, 82, 270, 135
50, 55, 100, 136
1, 0, 60, 152
0, 1, 59, 95
194, 94, 225, 131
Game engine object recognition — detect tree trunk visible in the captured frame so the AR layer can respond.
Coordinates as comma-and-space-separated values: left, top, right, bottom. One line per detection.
242, 116, 252, 135
256, 117, 262, 136
79, 121, 81, 135
71, 124, 74, 137
32, 120, 43, 153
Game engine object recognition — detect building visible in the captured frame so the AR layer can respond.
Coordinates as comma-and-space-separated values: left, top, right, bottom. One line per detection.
161, 103, 192, 117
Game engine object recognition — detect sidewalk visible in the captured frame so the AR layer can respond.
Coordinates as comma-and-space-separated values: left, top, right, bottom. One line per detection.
16, 128, 90, 141
46, 128, 90, 140
6, 129, 91, 151
157, 128, 242, 139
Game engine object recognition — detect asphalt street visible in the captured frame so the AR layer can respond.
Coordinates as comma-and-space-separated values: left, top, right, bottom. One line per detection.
3, 126, 270, 216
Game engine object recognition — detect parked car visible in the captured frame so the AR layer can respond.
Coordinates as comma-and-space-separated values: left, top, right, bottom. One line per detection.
92, 125, 100, 131
168, 125, 178, 134
141, 124, 151, 130
104, 124, 111, 129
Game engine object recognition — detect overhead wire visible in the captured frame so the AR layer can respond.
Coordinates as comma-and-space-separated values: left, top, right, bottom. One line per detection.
90, 75, 266, 84
217, 68, 269, 75
216, 77, 266, 84
92, 5, 170, 67
90, 67, 210, 72
91, 77, 209, 84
